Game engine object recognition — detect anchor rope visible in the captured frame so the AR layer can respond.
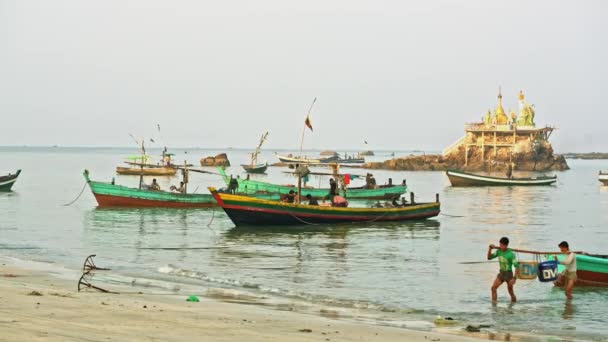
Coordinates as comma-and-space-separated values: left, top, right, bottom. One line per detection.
63, 181, 88, 206
286, 206, 394, 226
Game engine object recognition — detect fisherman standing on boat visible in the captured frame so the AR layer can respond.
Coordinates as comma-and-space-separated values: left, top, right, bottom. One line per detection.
228, 175, 238, 194
506, 163, 514, 179
488, 237, 518, 303
329, 178, 337, 197
555, 241, 577, 300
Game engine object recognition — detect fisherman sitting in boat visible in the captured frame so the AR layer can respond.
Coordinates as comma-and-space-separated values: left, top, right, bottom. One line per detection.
554, 241, 577, 300
149, 179, 161, 191
331, 195, 348, 207
365, 173, 377, 189
283, 190, 296, 203
391, 196, 401, 207
170, 181, 186, 194
305, 194, 319, 206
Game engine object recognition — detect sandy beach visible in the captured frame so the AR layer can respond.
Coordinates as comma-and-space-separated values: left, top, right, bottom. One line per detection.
0, 262, 490, 342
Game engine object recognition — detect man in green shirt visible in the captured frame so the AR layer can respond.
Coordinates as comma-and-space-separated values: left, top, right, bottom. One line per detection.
487, 237, 518, 303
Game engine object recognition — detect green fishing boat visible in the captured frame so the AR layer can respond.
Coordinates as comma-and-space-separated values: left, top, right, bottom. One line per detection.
0, 170, 21, 192
557, 253, 608, 287
84, 170, 216, 208
218, 167, 407, 200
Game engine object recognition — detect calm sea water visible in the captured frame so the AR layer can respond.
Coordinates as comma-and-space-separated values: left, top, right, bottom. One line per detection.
1, 147, 608, 340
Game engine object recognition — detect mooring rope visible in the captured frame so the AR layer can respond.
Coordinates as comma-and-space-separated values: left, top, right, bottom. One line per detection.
63, 182, 88, 206
207, 207, 216, 228
286, 206, 394, 226
440, 213, 466, 218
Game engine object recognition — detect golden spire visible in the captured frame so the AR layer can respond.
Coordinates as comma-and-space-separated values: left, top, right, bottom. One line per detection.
518, 90, 525, 101
494, 86, 507, 124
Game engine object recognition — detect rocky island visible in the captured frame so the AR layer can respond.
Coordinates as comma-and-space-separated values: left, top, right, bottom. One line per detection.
365, 89, 569, 172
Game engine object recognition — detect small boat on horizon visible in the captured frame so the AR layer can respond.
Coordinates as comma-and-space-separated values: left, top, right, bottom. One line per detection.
208, 187, 440, 227
446, 169, 557, 187
599, 171, 608, 185
276, 153, 338, 164
0, 170, 21, 192
116, 165, 177, 176
242, 132, 269, 174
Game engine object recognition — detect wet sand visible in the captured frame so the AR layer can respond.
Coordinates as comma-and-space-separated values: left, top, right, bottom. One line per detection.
0, 263, 486, 342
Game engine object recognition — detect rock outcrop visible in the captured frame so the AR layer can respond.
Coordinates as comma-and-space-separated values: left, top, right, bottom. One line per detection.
365, 140, 569, 172
200, 153, 231, 167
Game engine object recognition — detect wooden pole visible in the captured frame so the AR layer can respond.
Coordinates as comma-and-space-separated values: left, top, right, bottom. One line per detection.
298, 125, 306, 158
299, 98, 317, 157
489, 246, 585, 255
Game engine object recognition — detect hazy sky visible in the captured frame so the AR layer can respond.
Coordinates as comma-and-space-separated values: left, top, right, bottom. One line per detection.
1, 0, 606, 152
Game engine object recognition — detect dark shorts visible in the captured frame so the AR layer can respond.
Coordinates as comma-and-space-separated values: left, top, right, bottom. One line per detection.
497, 271, 514, 282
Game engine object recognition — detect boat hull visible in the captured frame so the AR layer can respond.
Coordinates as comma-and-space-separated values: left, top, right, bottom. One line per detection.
85, 171, 215, 208
276, 154, 338, 164
92, 193, 215, 208
209, 188, 440, 227
0, 170, 21, 192
446, 170, 557, 187
241, 163, 268, 174
219, 168, 406, 200
557, 254, 608, 287
599, 173, 608, 185
116, 166, 177, 176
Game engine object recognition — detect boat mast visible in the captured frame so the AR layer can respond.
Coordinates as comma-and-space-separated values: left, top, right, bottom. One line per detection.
251, 132, 268, 166
139, 139, 145, 190
182, 160, 189, 194
299, 98, 316, 158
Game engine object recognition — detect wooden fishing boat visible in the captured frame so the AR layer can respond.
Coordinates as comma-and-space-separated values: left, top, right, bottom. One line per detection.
557, 254, 608, 287
241, 163, 268, 174
242, 132, 269, 174
84, 170, 214, 208
446, 169, 557, 187
276, 153, 338, 164
209, 187, 440, 226
0, 170, 21, 192
218, 168, 407, 200
599, 172, 608, 185
116, 166, 177, 176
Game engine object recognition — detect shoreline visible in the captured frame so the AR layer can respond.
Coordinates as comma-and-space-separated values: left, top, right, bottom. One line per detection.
0, 258, 496, 342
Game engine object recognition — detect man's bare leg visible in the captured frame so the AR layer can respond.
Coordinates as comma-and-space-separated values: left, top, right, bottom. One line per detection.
491, 277, 503, 302
565, 279, 574, 300
507, 278, 517, 303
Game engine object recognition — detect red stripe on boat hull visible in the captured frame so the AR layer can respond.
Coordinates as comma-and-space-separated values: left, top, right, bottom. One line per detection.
576, 270, 608, 287
93, 194, 216, 208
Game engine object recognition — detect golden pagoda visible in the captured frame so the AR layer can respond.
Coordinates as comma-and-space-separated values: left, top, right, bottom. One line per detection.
494, 88, 508, 125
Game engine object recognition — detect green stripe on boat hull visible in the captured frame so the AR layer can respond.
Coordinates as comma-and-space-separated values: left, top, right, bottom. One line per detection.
219, 167, 406, 200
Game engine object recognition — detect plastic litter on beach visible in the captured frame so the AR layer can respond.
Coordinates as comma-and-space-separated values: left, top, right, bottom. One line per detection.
186, 295, 200, 302
433, 316, 458, 326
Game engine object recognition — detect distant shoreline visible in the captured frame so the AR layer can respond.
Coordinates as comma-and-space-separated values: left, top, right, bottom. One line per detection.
561, 153, 608, 160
